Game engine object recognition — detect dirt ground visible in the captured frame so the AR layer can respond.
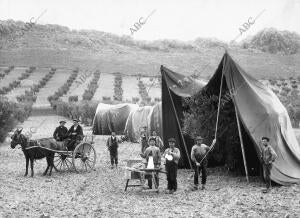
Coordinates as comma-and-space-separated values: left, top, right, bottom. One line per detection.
0, 115, 300, 218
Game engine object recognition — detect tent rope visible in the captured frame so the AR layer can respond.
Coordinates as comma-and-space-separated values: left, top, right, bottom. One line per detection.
197, 55, 226, 165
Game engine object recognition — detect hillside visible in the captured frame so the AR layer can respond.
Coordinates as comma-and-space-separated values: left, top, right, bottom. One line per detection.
0, 20, 299, 79
241, 28, 300, 55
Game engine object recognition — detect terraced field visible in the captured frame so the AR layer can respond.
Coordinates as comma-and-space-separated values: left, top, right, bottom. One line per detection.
122, 76, 140, 102
92, 73, 114, 101
61, 70, 94, 102
0, 67, 26, 89
5, 68, 49, 102
33, 69, 70, 108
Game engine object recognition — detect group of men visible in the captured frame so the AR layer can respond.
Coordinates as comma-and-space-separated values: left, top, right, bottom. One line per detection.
53, 119, 83, 150
106, 129, 278, 194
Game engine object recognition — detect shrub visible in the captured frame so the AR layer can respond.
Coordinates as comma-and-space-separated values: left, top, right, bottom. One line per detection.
113, 74, 123, 101
82, 72, 100, 101
68, 95, 78, 102
282, 87, 291, 93
102, 96, 111, 101
280, 91, 288, 97
132, 97, 139, 103
51, 100, 98, 126
0, 97, 32, 142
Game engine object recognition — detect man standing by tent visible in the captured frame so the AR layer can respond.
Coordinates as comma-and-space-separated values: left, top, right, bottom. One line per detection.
163, 138, 181, 193
261, 137, 278, 193
107, 131, 119, 169
191, 136, 216, 190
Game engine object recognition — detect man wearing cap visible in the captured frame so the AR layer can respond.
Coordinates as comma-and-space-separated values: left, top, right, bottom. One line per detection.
106, 131, 120, 169
191, 136, 216, 190
150, 131, 164, 151
163, 138, 181, 193
260, 136, 277, 193
53, 121, 68, 141
66, 119, 83, 150
140, 137, 161, 189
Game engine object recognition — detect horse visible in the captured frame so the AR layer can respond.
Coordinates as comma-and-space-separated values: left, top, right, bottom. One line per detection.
10, 128, 57, 177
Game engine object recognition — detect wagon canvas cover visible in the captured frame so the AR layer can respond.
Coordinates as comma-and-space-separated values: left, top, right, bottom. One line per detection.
92, 103, 138, 135
124, 106, 153, 142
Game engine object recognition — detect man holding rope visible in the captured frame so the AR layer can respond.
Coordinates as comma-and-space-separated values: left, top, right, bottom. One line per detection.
191, 136, 216, 190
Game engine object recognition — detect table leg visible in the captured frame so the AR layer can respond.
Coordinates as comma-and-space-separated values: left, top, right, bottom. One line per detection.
125, 179, 129, 191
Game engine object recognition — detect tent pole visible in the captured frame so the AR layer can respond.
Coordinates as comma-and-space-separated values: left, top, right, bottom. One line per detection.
214, 59, 225, 139
163, 73, 193, 169
233, 104, 249, 183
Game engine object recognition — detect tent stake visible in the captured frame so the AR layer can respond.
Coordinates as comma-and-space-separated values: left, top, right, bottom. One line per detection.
163, 73, 193, 169
234, 104, 249, 183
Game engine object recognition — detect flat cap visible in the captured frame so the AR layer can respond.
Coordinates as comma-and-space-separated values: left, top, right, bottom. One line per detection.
196, 136, 204, 140
262, 137, 270, 142
168, 138, 176, 142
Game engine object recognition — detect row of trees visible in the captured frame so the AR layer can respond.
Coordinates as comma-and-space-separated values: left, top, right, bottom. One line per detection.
82, 71, 101, 101
0, 66, 36, 95
48, 69, 79, 104
0, 66, 14, 79
113, 73, 123, 101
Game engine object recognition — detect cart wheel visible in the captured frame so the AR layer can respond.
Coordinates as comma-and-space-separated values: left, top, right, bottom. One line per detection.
53, 153, 72, 172
72, 142, 96, 173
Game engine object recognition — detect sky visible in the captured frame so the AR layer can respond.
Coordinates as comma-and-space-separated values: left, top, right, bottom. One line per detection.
0, 0, 299, 42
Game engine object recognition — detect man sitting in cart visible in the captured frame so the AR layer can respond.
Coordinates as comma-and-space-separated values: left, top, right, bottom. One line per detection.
65, 119, 84, 151
53, 120, 68, 142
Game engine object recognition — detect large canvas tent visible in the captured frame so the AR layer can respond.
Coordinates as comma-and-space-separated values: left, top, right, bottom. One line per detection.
92, 103, 138, 135
161, 52, 300, 185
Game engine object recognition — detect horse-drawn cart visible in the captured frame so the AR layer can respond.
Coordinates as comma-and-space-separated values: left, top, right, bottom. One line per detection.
53, 135, 96, 173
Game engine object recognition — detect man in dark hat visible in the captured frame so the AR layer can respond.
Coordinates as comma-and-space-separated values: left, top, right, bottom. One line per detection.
53, 121, 68, 141
66, 119, 83, 150
163, 138, 181, 193
191, 136, 216, 190
106, 131, 120, 169
260, 136, 277, 193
